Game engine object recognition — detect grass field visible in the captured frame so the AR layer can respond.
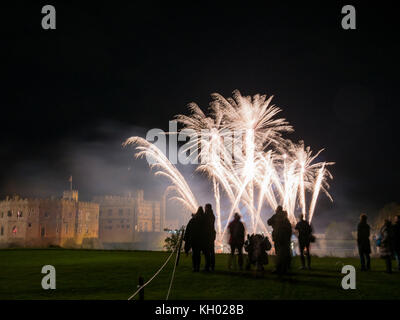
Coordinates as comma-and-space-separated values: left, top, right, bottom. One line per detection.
0, 249, 399, 300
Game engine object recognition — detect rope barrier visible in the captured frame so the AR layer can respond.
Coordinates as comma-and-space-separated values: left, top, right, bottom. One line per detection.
166, 227, 184, 300
127, 246, 177, 300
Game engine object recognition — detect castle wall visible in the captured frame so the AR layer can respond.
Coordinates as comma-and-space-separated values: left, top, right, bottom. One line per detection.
0, 193, 99, 248
93, 191, 164, 245
59, 199, 78, 246
25, 200, 41, 246
0, 190, 161, 249
0, 197, 29, 246
38, 199, 64, 246
94, 195, 136, 243
75, 201, 99, 245
136, 199, 161, 232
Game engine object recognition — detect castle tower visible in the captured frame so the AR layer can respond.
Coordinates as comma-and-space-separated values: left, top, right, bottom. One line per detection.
63, 190, 78, 202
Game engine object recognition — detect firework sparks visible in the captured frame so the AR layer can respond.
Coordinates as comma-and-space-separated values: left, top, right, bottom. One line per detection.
123, 137, 199, 212
125, 90, 334, 243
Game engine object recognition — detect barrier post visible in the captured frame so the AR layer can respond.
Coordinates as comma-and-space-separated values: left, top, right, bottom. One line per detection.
138, 276, 144, 300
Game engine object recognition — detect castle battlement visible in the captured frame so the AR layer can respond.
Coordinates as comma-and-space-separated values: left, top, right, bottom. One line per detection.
92, 195, 136, 206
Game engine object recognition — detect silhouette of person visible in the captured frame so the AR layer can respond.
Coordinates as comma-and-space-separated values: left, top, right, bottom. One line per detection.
244, 234, 271, 271
204, 203, 216, 271
393, 215, 400, 271
357, 214, 371, 271
268, 206, 292, 274
228, 212, 245, 270
379, 219, 394, 273
184, 207, 204, 272
295, 214, 313, 270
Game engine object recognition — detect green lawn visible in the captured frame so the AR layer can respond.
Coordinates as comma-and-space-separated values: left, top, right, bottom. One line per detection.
0, 249, 399, 300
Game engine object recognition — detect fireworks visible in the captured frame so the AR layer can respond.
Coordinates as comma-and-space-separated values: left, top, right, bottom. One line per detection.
125, 90, 334, 243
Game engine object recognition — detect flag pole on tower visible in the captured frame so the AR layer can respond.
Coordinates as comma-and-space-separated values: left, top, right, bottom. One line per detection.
69, 175, 72, 191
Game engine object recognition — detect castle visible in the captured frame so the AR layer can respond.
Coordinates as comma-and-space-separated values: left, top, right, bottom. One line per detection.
0, 189, 165, 249
0, 190, 99, 248
93, 190, 166, 249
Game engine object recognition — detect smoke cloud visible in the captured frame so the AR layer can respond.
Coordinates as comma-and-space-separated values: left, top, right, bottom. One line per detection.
0, 120, 383, 234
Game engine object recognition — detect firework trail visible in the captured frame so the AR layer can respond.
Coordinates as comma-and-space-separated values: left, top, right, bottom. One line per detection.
123, 137, 198, 212
125, 90, 334, 243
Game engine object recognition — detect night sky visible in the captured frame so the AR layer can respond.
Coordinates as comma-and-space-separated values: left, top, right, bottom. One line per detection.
1, 2, 399, 229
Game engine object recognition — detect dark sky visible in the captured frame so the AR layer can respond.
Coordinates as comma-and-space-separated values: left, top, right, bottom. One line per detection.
1, 2, 399, 229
